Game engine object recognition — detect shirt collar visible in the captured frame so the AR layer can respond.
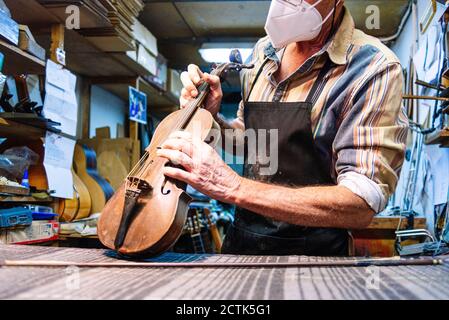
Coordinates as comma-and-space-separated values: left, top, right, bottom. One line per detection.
263, 6, 354, 66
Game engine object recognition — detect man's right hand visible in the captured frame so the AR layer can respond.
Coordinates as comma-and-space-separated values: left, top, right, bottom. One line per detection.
180, 64, 223, 116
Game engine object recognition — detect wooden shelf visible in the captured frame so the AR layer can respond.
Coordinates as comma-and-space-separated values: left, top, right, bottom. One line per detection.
0, 194, 53, 203
59, 234, 99, 240
425, 127, 449, 145
0, 117, 48, 139
4, 0, 176, 114
4, 0, 59, 26
4, 0, 173, 100
0, 39, 46, 75
99, 77, 179, 114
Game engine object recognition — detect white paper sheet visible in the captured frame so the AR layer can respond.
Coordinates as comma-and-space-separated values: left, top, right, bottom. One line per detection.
413, 24, 445, 84
43, 60, 78, 136
44, 132, 76, 199
426, 145, 449, 206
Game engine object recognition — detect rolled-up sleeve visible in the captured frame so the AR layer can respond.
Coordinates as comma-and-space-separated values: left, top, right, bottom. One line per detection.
334, 62, 409, 213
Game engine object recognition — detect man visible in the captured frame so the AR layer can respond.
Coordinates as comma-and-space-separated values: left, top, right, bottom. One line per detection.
157, 0, 409, 256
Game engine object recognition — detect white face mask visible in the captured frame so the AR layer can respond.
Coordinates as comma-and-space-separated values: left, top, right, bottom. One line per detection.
265, 0, 340, 49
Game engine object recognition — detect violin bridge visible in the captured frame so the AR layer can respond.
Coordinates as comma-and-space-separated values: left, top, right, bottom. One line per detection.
126, 176, 152, 194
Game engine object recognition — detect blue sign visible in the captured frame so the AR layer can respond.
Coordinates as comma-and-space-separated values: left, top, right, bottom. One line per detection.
129, 87, 147, 125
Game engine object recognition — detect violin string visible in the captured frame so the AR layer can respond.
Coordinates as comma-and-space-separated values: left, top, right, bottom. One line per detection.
127, 152, 148, 178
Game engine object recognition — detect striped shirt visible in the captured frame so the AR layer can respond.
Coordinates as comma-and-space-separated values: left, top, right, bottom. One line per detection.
237, 7, 409, 213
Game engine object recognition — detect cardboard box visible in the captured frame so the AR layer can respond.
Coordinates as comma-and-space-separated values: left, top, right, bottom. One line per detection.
127, 43, 157, 76
146, 54, 167, 91
133, 20, 158, 57
136, 44, 157, 76
0, 220, 59, 244
168, 68, 182, 99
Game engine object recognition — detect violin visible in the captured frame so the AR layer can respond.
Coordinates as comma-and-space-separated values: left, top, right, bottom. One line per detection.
98, 50, 253, 258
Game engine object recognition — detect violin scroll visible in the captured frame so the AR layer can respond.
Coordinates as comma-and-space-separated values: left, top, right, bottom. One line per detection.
211, 49, 254, 81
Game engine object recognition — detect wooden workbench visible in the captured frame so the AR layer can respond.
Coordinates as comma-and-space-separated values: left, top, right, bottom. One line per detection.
1, 245, 448, 300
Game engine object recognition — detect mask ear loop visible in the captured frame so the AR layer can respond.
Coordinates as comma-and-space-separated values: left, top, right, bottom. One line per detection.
311, 0, 341, 32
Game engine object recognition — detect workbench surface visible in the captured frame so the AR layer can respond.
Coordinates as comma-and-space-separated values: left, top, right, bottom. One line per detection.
1, 245, 448, 300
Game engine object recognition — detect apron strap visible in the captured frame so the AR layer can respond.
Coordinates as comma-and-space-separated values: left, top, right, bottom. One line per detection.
305, 57, 334, 106
245, 57, 271, 102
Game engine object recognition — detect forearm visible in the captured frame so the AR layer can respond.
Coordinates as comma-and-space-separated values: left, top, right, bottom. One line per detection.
229, 178, 375, 229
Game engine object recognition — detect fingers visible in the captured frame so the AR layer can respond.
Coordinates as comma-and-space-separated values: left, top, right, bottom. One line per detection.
168, 130, 192, 140
156, 149, 194, 171
180, 96, 189, 109
179, 64, 222, 111
188, 64, 204, 85
180, 72, 198, 98
160, 137, 194, 158
180, 64, 204, 97
163, 166, 195, 185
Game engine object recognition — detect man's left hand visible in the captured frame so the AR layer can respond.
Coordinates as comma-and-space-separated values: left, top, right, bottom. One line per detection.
157, 131, 242, 203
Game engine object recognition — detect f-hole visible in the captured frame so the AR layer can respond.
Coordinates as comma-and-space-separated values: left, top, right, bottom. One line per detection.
161, 178, 171, 195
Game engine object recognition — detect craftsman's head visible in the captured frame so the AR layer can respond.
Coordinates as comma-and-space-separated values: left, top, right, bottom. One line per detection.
265, 0, 345, 49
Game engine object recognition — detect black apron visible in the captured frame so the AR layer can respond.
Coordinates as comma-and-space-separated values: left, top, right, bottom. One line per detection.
222, 57, 349, 256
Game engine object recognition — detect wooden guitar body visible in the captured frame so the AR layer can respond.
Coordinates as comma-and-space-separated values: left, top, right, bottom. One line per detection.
98, 108, 214, 257
58, 170, 92, 222
74, 144, 114, 214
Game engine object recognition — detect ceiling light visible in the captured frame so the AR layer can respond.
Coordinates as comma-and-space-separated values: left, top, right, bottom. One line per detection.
199, 43, 254, 63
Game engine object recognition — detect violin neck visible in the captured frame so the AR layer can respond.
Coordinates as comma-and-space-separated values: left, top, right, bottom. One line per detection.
180, 81, 211, 129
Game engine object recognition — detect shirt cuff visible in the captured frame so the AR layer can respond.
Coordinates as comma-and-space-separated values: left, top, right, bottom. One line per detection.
337, 171, 387, 213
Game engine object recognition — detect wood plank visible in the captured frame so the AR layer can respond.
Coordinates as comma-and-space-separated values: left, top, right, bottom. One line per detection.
0, 194, 53, 203
129, 120, 138, 140
50, 24, 65, 65
0, 39, 45, 75
80, 78, 92, 139
0, 117, 46, 139
4, 0, 59, 26
0, 185, 29, 196
364, 216, 426, 230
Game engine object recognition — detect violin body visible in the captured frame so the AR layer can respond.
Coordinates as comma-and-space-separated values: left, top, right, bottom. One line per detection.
98, 108, 215, 257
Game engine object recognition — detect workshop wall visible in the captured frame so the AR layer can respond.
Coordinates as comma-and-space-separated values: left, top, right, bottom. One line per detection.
389, 0, 448, 235
89, 85, 127, 139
